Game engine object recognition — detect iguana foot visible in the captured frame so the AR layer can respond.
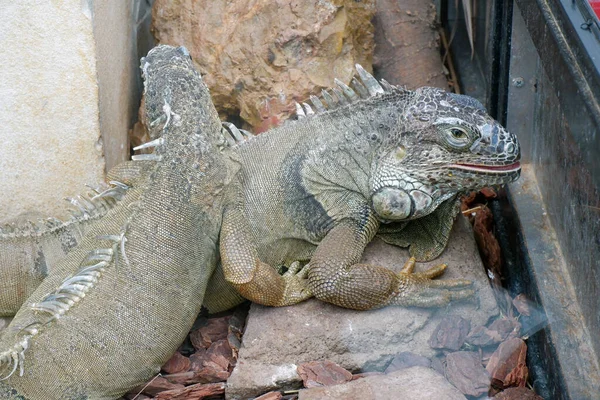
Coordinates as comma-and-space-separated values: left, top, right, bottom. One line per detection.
280, 261, 313, 305
393, 257, 475, 307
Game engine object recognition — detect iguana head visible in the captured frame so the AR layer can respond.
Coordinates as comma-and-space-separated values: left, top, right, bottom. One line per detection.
370, 86, 520, 222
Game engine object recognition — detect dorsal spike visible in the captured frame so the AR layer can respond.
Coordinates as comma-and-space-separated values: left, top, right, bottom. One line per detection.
302, 103, 315, 116
310, 95, 326, 113
295, 102, 306, 119
351, 77, 369, 98
131, 154, 162, 161
321, 90, 338, 108
222, 122, 244, 142
334, 78, 359, 102
380, 78, 395, 92
331, 87, 348, 105
221, 128, 236, 146
355, 64, 384, 96
132, 137, 164, 151
239, 129, 254, 139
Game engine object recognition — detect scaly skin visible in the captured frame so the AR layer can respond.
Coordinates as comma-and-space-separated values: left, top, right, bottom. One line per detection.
0, 46, 235, 399
0, 169, 133, 317
218, 79, 520, 310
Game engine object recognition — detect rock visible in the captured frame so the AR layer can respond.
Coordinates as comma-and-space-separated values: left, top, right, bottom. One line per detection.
494, 387, 544, 400
428, 316, 471, 351
444, 351, 490, 397
351, 371, 384, 380
162, 351, 191, 374
384, 352, 431, 373
190, 316, 231, 351
486, 338, 528, 389
226, 217, 499, 399
151, 0, 375, 130
298, 367, 466, 400
153, 382, 226, 400
373, 0, 448, 89
297, 360, 353, 388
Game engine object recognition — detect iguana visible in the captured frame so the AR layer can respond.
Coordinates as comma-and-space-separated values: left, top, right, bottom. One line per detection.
0, 45, 521, 398
0, 45, 235, 399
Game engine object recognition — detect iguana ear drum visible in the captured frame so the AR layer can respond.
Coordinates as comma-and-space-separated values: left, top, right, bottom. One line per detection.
372, 187, 412, 220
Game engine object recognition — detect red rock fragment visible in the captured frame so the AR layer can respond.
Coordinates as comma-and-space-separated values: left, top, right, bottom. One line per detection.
494, 387, 543, 399
297, 360, 353, 388
467, 318, 519, 347
486, 337, 528, 389
512, 294, 533, 316
189, 316, 230, 351
444, 351, 490, 397
384, 352, 431, 373
254, 391, 284, 400
428, 316, 471, 351
161, 351, 191, 374
153, 382, 226, 400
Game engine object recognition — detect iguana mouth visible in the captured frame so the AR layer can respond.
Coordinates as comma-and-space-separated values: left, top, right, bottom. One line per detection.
450, 161, 521, 173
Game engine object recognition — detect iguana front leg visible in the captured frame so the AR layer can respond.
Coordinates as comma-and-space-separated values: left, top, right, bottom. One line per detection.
220, 202, 312, 306
307, 215, 475, 310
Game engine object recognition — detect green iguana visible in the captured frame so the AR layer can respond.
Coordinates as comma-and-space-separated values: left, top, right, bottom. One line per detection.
0, 45, 520, 398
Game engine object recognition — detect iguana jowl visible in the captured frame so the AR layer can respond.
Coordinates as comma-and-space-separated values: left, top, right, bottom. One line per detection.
0, 45, 520, 398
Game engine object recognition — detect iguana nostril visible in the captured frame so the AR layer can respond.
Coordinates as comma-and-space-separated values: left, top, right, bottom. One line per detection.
506, 142, 515, 155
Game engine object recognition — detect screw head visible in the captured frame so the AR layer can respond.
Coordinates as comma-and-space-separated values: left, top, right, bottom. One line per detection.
512, 77, 524, 87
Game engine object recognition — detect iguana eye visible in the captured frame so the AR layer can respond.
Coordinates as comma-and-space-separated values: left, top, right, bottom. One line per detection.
444, 127, 470, 148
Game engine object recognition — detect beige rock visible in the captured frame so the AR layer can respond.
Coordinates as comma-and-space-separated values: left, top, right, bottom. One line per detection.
151, 0, 375, 131
226, 217, 500, 399
0, 1, 151, 222
298, 367, 466, 400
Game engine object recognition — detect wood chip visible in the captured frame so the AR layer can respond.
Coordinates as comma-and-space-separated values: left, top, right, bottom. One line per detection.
486, 338, 528, 389
190, 316, 231, 351
297, 360, 353, 388
153, 382, 226, 400
254, 391, 284, 400
444, 351, 490, 397
512, 294, 532, 316
428, 316, 471, 351
129, 376, 184, 397
162, 351, 191, 374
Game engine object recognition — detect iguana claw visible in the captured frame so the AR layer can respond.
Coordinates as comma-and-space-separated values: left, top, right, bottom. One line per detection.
393, 257, 475, 307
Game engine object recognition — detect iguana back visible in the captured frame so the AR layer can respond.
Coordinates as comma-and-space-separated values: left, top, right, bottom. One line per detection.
0, 46, 232, 399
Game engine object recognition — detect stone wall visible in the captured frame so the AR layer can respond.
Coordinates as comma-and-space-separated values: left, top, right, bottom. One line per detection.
0, 0, 152, 221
